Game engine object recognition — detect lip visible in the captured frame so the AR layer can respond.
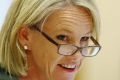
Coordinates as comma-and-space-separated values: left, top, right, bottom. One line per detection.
57, 64, 78, 73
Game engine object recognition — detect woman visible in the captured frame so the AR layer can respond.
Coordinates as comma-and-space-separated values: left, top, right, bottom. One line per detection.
0, 0, 101, 80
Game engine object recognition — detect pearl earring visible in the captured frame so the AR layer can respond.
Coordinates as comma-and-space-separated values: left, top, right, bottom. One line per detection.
24, 45, 28, 50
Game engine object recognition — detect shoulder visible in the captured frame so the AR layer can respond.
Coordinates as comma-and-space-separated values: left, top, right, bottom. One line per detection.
0, 67, 19, 80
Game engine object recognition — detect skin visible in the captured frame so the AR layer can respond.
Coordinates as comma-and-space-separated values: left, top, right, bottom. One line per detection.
18, 5, 93, 80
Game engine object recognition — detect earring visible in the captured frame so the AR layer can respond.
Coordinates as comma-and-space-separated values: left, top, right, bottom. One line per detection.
24, 45, 28, 50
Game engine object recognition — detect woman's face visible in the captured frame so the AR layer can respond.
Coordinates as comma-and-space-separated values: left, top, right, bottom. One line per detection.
29, 6, 93, 80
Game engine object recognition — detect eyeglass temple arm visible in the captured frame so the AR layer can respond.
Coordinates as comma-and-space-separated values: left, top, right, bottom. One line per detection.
34, 27, 59, 46
29, 24, 59, 46
90, 36, 100, 46
41, 31, 59, 46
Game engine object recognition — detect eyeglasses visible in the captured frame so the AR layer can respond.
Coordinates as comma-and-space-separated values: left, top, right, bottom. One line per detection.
33, 27, 101, 57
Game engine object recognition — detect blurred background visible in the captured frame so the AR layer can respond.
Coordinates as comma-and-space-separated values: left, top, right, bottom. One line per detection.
77, 0, 120, 80
0, 0, 12, 29
0, 0, 120, 80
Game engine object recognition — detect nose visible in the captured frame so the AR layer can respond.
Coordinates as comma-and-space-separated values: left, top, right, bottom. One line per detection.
72, 49, 84, 60
66, 50, 83, 64
71, 42, 84, 61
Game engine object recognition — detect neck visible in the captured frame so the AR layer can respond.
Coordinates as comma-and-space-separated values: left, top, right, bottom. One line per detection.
20, 53, 47, 80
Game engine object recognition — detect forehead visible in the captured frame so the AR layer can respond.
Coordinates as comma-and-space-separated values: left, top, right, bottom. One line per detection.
43, 6, 93, 35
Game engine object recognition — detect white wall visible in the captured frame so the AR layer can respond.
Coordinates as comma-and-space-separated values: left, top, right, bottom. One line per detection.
0, 0, 12, 30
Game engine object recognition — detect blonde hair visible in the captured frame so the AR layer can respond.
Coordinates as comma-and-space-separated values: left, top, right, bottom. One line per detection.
0, 0, 100, 79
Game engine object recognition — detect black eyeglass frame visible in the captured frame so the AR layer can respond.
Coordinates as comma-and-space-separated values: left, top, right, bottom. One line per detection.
31, 26, 101, 57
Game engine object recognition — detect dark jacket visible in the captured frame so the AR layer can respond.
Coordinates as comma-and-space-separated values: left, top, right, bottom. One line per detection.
0, 68, 18, 80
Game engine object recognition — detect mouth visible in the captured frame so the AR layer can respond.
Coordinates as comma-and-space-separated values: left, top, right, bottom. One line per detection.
57, 64, 78, 72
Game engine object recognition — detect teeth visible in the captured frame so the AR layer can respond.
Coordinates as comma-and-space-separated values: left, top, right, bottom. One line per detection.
61, 64, 76, 69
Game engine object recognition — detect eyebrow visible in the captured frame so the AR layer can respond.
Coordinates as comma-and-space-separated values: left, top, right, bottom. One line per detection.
82, 31, 93, 38
55, 27, 92, 36
84, 31, 92, 35
54, 28, 73, 34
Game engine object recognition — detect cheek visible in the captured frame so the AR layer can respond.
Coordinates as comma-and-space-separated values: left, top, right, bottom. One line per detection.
29, 37, 62, 74
29, 39, 46, 73
44, 44, 63, 71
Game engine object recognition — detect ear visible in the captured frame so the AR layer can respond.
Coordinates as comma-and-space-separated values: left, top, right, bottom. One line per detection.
17, 26, 31, 50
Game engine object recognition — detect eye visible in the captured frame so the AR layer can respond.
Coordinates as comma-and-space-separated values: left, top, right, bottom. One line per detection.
80, 37, 89, 46
80, 37, 89, 42
56, 35, 68, 41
